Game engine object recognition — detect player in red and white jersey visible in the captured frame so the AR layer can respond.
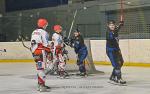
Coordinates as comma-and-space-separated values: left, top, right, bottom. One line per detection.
52, 25, 67, 78
31, 18, 51, 92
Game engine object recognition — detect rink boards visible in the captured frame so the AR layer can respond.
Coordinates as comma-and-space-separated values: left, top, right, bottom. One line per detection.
0, 39, 150, 66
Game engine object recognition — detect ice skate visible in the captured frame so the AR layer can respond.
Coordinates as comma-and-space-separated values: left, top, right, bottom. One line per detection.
116, 79, 126, 85
38, 84, 51, 92
39, 85, 47, 92
79, 72, 88, 77
37, 83, 51, 91
109, 75, 116, 82
109, 78, 127, 86
58, 71, 69, 79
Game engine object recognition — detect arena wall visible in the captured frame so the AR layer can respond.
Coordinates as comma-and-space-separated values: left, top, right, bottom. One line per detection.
91, 39, 150, 64
0, 39, 150, 66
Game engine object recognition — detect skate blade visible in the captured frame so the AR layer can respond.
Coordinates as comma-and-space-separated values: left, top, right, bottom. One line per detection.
39, 89, 51, 92
108, 81, 127, 86
80, 75, 88, 78
57, 76, 70, 79
69, 75, 88, 79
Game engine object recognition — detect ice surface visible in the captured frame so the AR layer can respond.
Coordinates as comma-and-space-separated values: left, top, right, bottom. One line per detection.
0, 63, 150, 94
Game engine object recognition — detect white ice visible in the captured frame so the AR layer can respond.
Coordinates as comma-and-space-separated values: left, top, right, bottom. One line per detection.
0, 63, 150, 94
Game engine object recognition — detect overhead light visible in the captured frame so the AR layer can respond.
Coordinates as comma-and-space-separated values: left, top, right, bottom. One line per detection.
0, 14, 3, 18
127, 2, 131, 4
19, 13, 22, 16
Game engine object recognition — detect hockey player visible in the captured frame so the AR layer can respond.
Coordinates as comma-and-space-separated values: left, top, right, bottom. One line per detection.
31, 18, 51, 92
106, 20, 126, 84
72, 29, 88, 76
52, 25, 67, 78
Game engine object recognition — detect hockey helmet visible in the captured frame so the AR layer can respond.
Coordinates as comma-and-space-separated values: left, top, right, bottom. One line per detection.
37, 18, 48, 28
53, 25, 62, 32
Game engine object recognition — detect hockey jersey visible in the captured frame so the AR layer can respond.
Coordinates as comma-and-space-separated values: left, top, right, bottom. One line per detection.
31, 28, 49, 53
106, 23, 123, 50
52, 32, 63, 48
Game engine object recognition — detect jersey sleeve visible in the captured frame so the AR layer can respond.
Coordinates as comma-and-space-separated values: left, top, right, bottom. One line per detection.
115, 21, 124, 32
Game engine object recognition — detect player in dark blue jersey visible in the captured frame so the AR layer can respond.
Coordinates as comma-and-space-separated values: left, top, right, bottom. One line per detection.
106, 20, 126, 84
72, 29, 88, 76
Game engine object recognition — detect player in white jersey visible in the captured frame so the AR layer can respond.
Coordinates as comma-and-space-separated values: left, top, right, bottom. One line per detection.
31, 18, 51, 92
52, 25, 67, 78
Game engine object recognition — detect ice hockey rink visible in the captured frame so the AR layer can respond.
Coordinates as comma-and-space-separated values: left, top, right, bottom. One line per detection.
0, 63, 150, 94
1, 0, 150, 94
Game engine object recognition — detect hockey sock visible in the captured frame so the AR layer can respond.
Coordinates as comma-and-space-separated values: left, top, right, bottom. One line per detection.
37, 70, 46, 85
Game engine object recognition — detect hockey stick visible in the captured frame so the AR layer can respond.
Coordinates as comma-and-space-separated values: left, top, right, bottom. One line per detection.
19, 35, 31, 50
0, 49, 6, 52
67, 4, 88, 39
68, 9, 78, 39
120, 0, 124, 22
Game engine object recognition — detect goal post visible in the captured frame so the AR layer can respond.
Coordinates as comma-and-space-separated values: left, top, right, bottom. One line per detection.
84, 39, 97, 73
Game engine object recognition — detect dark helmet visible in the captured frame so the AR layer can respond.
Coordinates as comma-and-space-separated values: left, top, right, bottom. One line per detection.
74, 29, 80, 33
107, 20, 116, 24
